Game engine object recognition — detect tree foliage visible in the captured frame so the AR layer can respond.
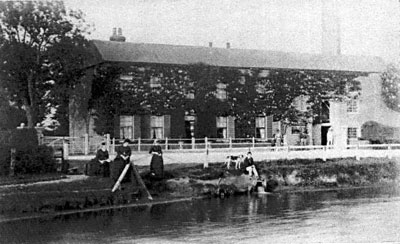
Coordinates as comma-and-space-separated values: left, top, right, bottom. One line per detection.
0, 1, 92, 128
381, 64, 400, 112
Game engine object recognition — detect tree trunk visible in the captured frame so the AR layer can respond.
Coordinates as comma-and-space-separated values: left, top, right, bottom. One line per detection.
24, 104, 35, 128
25, 72, 36, 128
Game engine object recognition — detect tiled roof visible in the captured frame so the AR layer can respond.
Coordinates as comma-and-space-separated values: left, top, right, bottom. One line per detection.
92, 39, 385, 73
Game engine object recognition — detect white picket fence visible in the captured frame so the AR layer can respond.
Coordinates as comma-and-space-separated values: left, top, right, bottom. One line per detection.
64, 141, 400, 166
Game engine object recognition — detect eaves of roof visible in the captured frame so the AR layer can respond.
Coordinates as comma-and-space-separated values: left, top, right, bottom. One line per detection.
91, 39, 386, 73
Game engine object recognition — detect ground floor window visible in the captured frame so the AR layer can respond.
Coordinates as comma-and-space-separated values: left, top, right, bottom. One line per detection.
120, 116, 133, 139
216, 117, 228, 138
255, 117, 266, 139
347, 127, 358, 139
184, 113, 196, 138
151, 116, 164, 139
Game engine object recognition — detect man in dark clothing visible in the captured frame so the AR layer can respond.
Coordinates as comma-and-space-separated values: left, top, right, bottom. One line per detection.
243, 152, 259, 178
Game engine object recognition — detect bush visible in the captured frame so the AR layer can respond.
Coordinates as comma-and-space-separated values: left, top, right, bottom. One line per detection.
0, 128, 56, 175
14, 145, 56, 174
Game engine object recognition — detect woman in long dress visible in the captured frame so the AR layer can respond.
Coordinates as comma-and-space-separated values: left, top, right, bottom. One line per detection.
149, 139, 164, 180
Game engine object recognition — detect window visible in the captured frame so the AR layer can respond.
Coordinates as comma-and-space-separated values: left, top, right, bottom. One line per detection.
347, 127, 358, 139
294, 95, 308, 112
216, 116, 228, 138
216, 83, 227, 100
255, 117, 266, 139
150, 76, 161, 88
347, 99, 358, 113
120, 116, 133, 139
150, 116, 164, 139
120, 126, 132, 139
291, 125, 306, 134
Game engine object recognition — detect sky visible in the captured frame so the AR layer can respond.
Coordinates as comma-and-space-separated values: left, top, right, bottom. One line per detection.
64, 0, 400, 63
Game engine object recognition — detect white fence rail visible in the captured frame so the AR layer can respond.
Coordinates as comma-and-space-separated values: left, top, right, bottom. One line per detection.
48, 135, 400, 164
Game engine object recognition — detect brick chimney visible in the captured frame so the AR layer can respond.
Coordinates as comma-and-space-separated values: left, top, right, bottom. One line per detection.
110, 27, 126, 42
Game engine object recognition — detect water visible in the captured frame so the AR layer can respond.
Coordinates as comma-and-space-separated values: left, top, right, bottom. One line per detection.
1, 186, 400, 244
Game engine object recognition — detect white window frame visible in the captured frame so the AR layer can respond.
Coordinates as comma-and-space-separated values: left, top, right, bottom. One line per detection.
346, 99, 359, 113
215, 83, 227, 100
216, 116, 228, 139
255, 117, 266, 139
150, 115, 164, 139
347, 127, 358, 139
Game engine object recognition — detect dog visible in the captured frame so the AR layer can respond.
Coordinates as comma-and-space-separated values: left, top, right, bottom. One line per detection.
225, 155, 244, 169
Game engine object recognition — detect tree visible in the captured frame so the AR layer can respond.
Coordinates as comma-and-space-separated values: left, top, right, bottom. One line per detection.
381, 64, 400, 112
0, 1, 91, 128
0, 88, 26, 130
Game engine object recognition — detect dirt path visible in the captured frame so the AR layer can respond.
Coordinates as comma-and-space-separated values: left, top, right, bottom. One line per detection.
0, 175, 88, 189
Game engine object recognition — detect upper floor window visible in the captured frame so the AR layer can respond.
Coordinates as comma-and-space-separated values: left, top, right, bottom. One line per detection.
216, 83, 227, 100
347, 99, 358, 113
150, 76, 161, 88
294, 95, 308, 112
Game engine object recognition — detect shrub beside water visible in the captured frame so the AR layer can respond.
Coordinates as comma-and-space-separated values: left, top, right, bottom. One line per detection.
0, 128, 56, 175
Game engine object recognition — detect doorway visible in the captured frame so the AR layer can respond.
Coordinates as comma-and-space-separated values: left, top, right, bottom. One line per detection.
321, 126, 331, 145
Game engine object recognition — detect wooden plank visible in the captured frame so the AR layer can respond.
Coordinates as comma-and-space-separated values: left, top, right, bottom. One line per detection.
131, 163, 153, 200
111, 163, 131, 192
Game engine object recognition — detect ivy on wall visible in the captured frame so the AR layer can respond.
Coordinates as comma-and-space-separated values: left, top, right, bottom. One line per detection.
381, 64, 400, 112
89, 62, 361, 137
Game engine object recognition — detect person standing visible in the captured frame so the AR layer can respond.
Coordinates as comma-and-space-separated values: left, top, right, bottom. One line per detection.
274, 129, 282, 147
149, 139, 164, 180
327, 128, 334, 146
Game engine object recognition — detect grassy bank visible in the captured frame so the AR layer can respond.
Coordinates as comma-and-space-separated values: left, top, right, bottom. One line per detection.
0, 157, 399, 221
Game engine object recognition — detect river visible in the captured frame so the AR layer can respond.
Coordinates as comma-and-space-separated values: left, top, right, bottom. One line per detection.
1, 186, 400, 243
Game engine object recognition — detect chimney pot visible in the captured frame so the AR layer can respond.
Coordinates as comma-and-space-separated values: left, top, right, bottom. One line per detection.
110, 27, 126, 42
209, 42, 213, 48
226, 42, 231, 49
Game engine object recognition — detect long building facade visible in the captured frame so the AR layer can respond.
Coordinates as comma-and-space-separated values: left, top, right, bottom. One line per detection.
69, 31, 393, 146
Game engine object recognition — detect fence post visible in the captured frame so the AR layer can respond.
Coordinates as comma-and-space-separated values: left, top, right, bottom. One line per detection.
252, 137, 255, 148
138, 137, 141, 152
192, 137, 195, 149
323, 146, 327, 162
63, 140, 69, 160
356, 144, 360, 161
229, 137, 232, 149
205, 137, 208, 151
165, 137, 168, 150
204, 148, 209, 168
106, 134, 111, 152
84, 133, 89, 155
286, 146, 290, 159
10, 148, 16, 176
112, 138, 115, 155
388, 144, 392, 159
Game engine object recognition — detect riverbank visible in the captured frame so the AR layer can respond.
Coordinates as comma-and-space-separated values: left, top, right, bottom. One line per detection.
0, 157, 399, 221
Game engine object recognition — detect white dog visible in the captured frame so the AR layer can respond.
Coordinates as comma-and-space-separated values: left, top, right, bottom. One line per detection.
225, 155, 244, 169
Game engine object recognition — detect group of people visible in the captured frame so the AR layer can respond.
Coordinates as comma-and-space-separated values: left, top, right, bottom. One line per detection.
85, 139, 165, 182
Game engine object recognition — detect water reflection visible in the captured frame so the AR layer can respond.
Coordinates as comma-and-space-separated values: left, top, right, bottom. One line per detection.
1, 185, 400, 243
